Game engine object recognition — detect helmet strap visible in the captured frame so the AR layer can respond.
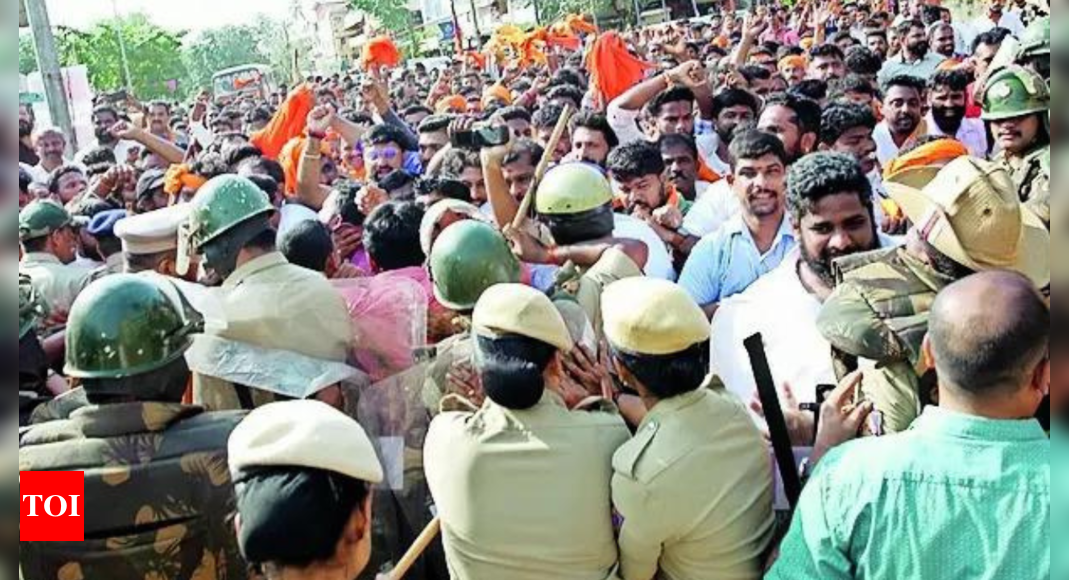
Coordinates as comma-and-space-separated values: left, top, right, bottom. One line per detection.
201, 215, 273, 281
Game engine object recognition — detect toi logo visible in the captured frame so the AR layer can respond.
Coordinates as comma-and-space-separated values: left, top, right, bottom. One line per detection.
20, 471, 85, 542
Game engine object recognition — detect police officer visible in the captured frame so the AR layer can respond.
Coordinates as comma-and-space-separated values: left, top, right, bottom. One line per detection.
115, 203, 195, 277
85, 208, 127, 281
18, 200, 93, 329
424, 283, 630, 580
982, 66, 1050, 226
503, 163, 649, 333
180, 175, 353, 410
819, 157, 1050, 433
1016, 16, 1050, 81
18, 274, 51, 425
602, 278, 775, 580
19, 275, 248, 580
227, 400, 384, 580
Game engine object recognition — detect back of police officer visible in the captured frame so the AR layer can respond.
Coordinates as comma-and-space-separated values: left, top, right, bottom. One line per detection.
19, 275, 248, 580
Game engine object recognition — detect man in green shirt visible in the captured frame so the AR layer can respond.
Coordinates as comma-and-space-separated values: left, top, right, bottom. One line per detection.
770, 270, 1050, 579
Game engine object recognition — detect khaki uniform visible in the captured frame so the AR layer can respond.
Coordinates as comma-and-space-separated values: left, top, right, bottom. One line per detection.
612, 382, 775, 580
995, 146, 1050, 227
555, 248, 644, 335
818, 247, 955, 433
87, 253, 126, 284
19, 402, 247, 580
19, 252, 92, 325
425, 391, 630, 580
194, 252, 353, 410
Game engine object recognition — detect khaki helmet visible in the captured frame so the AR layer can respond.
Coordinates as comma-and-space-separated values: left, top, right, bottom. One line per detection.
65, 275, 199, 380
429, 220, 521, 312
535, 163, 613, 216
981, 66, 1050, 121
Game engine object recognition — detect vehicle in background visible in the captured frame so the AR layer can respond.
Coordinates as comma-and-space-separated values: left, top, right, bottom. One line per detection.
212, 64, 274, 104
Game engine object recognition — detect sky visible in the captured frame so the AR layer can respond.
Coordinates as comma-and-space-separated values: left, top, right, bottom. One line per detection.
45, 0, 295, 33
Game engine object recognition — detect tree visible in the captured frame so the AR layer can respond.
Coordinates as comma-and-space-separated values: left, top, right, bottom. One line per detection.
349, 0, 412, 34
182, 17, 302, 94
19, 33, 37, 75
56, 14, 188, 100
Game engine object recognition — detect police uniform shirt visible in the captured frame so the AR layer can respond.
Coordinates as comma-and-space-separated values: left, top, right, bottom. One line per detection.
612, 382, 775, 580
574, 248, 644, 336
425, 390, 630, 580
19, 253, 93, 318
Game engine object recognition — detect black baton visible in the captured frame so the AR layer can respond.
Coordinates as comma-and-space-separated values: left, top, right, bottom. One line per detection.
745, 333, 803, 510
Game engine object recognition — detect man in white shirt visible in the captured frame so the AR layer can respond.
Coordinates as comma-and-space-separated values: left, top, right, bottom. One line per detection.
712, 153, 897, 443
873, 75, 928, 167
926, 70, 989, 158
28, 128, 70, 185
969, 1, 1025, 43
75, 105, 139, 166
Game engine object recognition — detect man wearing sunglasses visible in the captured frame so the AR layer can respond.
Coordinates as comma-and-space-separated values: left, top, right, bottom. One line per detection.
364, 125, 411, 183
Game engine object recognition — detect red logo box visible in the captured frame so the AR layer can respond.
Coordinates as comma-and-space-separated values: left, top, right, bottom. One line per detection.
20, 471, 85, 542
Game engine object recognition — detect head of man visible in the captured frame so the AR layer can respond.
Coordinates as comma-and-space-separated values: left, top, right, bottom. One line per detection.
928, 70, 970, 135
92, 105, 121, 145
757, 93, 822, 163
929, 23, 957, 59
602, 278, 711, 404
147, 101, 172, 136
403, 105, 433, 129
882, 74, 926, 139
363, 125, 407, 181
501, 139, 544, 202
441, 149, 486, 204
865, 27, 890, 60
820, 102, 879, 175
547, 85, 584, 111
711, 89, 760, 145
363, 201, 425, 275
897, 19, 930, 59
279, 219, 335, 274
925, 271, 1049, 419
608, 141, 668, 215
417, 115, 451, 166
647, 87, 698, 138
19, 200, 81, 264
19, 104, 36, 140
779, 55, 808, 86
728, 130, 789, 220
971, 28, 1011, 80
532, 104, 572, 163
493, 106, 534, 141
739, 65, 777, 97
659, 134, 701, 201
845, 46, 883, 84
787, 153, 879, 288
808, 44, 847, 82
35, 129, 67, 167
569, 111, 619, 166
48, 165, 89, 206
982, 67, 1050, 157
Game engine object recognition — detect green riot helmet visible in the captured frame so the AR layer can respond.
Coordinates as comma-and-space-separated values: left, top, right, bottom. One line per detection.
981, 66, 1050, 122
178, 174, 276, 279
65, 275, 199, 383
535, 163, 614, 216
1018, 17, 1050, 59
429, 220, 521, 312
19, 200, 73, 242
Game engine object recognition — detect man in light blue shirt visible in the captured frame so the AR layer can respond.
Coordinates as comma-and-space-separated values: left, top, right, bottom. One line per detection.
678, 130, 796, 319
769, 271, 1050, 580
878, 19, 950, 87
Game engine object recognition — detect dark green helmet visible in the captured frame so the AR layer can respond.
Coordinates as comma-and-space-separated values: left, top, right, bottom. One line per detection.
19, 200, 74, 242
429, 221, 521, 311
184, 175, 275, 251
65, 275, 198, 380
536, 163, 614, 216
981, 66, 1050, 121
1018, 16, 1050, 59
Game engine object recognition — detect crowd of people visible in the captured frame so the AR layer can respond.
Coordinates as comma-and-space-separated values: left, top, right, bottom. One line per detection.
15, 0, 1056, 579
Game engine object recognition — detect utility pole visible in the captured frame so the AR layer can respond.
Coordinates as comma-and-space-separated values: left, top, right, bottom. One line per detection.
111, 0, 133, 92
24, 0, 77, 153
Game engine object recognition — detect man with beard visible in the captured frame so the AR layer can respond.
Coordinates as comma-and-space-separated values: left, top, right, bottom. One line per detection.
19, 104, 39, 166
569, 111, 618, 167
982, 66, 1050, 226
873, 75, 927, 167
878, 20, 948, 86
364, 124, 412, 184
702, 89, 761, 176
711, 153, 894, 443
417, 115, 451, 167
820, 102, 884, 198
928, 23, 959, 61
926, 70, 989, 158
864, 26, 890, 61
757, 93, 822, 164
808, 45, 848, 83
75, 105, 139, 166
678, 131, 796, 319
27, 128, 69, 185
146, 101, 175, 141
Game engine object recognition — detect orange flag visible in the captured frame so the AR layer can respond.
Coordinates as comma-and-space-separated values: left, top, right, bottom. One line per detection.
250, 84, 315, 162
586, 32, 654, 105
361, 36, 402, 71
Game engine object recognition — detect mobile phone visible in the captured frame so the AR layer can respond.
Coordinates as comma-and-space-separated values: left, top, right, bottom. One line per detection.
106, 89, 129, 103
451, 126, 510, 150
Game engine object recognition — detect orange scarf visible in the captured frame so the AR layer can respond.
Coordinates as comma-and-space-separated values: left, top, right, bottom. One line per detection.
163, 164, 207, 197
883, 138, 969, 180
250, 84, 315, 161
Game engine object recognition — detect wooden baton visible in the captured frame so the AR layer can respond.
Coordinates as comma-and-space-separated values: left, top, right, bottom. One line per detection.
388, 516, 442, 580
510, 103, 576, 231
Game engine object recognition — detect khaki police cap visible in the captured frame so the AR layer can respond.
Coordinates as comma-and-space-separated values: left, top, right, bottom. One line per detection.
885, 156, 1050, 288
115, 204, 193, 255
19, 200, 73, 241
473, 283, 574, 352
228, 400, 384, 484
602, 278, 710, 356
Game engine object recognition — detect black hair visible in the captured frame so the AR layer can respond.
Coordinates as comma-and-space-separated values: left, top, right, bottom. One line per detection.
547, 84, 584, 108
502, 139, 544, 167
241, 157, 286, 186
80, 146, 117, 168
496, 106, 532, 123
761, 93, 822, 136
929, 69, 971, 92
830, 75, 879, 101
809, 43, 846, 62
92, 104, 120, 121
19, 166, 32, 194
247, 174, 281, 203
831, 31, 859, 48
972, 27, 1011, 55
612, 341, 710, 399
789, 79, 829, 102
341, 109, 374, 125
779, 45, 805, 58
711, 89, 760, 119
334, 181, 367, 227
225, 144, 264, 169
402, 104, 433, 118
532, 103, 565, 130
658, 133, 699, 160
845, 46, 883, 76
820, 102, 878, 145
739, 65, 773, 84
649, 87, 697, 117
729, 130, 790, 168
440, 148, 481, 175
475, 333, 557, 410
363, 201, 426, 272
278, 220, 334, 273
364, 124, 408, 148
895, 18, 925, 37
551, 67, 587, 90
47, 165, 86, 195
191, 153, 231, 181
607, 141, 666, 182
881, 74, 927, 98
787, 152, 873, 224
70, 196, 116, 220
569, 111, 619, 149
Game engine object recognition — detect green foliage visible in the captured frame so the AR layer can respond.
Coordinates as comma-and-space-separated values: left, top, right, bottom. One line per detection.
349, 0, 411, 33
527, 0, 625, 24
55, 14, 188, 100
20, 33, 38, 75
181, 16, 303, 95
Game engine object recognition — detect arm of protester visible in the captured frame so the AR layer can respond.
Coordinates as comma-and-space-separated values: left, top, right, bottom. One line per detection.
295, 106, 334, 211
110, 122, 185, 165
504, 223, 650, 271
732, 15, 769, 69
363, 77, 419, 152
610, 65, 674, 113
250, 83, 315, 160
481, 138, 521, 230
